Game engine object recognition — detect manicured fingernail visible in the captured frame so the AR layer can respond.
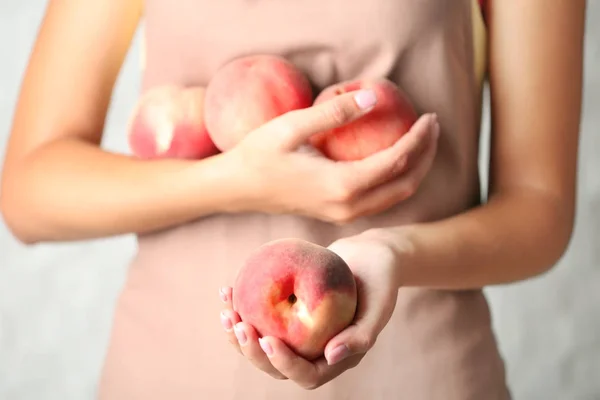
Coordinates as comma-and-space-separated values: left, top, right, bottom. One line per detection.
234, 324, 247, 345
354, 89, 377, 110
258, 338, 274, 356
219, 288, 228, 303
326, 344, 350, 365
430, 114, 440, 137
220, 312, 232, 331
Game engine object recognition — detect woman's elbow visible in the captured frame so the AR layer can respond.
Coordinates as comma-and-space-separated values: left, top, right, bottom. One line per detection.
534, 200, 576, 276
0, 199, 41, 246
0, 173, 43, 246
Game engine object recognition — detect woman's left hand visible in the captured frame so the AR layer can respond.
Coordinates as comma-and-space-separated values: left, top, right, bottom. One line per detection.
218, 230, 400, 390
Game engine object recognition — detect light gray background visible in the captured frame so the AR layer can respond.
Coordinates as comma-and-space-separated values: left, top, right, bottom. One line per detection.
0, 2, 598, 400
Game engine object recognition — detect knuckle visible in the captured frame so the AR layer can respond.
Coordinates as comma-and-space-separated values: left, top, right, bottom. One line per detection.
391, 156, 409, 175
324, 101, 352, 126
402, 179, 419, 197
356, 331, 376, 351
271, 373, 288, 381
301, 380, 322, 391
378, 158, 404, 182
280, 124, 299, 143
394, 189, 411, 203
330, 205, 356, 225
329, 177, 358, 203
332, 185, 352, 203
269, 118, 297, 142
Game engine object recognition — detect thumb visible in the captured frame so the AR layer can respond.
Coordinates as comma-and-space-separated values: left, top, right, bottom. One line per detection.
323, 318, 377, 366
271, 88, 378, 151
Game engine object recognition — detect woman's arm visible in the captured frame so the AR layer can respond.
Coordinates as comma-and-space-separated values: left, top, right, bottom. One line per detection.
0, 0, 242, 243
377, 0, 586, 289
1, 0, 437, 245
215, 1, 586, 382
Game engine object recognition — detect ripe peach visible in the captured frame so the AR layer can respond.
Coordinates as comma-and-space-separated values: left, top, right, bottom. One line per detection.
127, 85, 220, 160
232, 238, 357, 360
204, 55, 313, 151
309, 78, 418, 161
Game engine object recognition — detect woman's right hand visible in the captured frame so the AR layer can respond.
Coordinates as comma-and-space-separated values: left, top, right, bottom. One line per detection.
228, 89, 440, 224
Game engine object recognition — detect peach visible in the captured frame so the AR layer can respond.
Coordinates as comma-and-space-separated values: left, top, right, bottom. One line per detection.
309, 78, 418, 161
127, 85, 220, 160
204, 55, 313, 151
232, 238, 357, 360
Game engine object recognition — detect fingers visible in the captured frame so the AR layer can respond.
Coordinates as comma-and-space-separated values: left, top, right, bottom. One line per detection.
234, 323, 288, 380
259, 336, 361, 390
219, 289, 365, 388
349, 118, 439, 217
323, 325, 375, 366
219, 287, 242, 354
219, 287, 286, 379
267, 89, 378, 150
342, 113, 438, 196
221, 309, 242, 353
259, 337, 319, 389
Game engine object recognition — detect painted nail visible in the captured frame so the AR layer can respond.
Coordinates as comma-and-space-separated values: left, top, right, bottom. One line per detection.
326, 344, 350, 365
258, 338, 274, 356
430, 114, 440, 137
433, 121, 440, 139
220, 312, 232, 331
234, 324, 247, 345
219, 288, 228, 303
354, 89, 377, 110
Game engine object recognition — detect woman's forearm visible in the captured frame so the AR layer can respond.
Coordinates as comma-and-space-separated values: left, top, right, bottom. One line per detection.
378, 189, 575, 290
0, 138, 244, 244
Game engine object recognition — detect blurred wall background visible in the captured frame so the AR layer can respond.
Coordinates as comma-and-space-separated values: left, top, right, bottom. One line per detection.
1, 2, 599, 399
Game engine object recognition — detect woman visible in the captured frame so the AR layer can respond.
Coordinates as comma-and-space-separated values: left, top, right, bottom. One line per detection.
0, 0, 585, 399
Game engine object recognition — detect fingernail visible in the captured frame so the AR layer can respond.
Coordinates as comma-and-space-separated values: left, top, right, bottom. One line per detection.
326, 344, 350, 365
258, 337, 274, 357
433, 121, 440, 139
219, 288, 228, 303
431, 114, 440, 138
234, 324, 247, 345
220, 312, 232, 331
354, 89, 377, 110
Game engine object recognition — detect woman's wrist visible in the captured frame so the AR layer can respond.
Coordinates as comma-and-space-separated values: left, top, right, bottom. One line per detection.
184, 151, 254, 215
353, 227, 415, 290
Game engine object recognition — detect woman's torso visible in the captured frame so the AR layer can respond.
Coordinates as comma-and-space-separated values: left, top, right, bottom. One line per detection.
98, 1, 511, 398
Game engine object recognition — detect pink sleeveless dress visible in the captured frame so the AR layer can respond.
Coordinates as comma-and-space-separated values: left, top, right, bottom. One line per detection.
98, 0, 511, 398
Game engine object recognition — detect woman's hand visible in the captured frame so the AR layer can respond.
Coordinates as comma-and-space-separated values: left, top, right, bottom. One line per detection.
218, 230, 401, 390
228, 89, 439, 224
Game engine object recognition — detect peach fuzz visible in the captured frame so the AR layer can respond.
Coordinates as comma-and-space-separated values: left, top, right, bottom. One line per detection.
232, 238, 357, 360
309, 78, 418, 161
127, 85, 219, 160
204, 55, 313, 151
